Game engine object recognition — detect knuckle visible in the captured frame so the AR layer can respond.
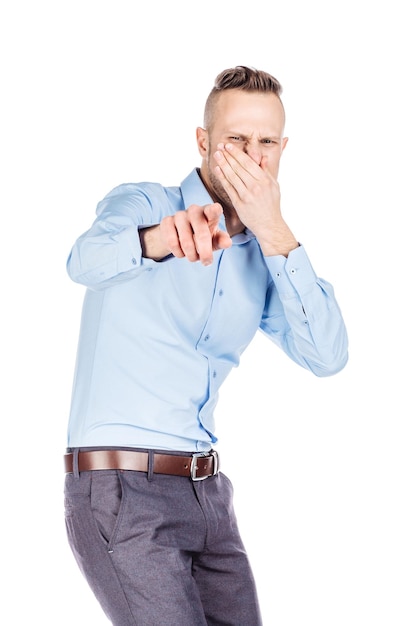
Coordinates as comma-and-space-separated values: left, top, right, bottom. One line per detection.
187, 204, 200, 218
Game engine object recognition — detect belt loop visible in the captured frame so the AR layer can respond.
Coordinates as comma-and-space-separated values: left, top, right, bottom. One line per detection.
73, 448, 80, 479
147, 450, 154, 481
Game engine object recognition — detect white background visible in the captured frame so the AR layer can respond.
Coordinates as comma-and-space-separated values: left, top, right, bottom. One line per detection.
1, 1, 416, 624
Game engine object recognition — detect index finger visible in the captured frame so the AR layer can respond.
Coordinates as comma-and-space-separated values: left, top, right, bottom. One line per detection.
186, 204, 216, 266
221, 143, 263, 178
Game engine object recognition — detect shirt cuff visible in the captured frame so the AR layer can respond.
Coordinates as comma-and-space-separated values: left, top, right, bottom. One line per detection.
263, 245, 318, 298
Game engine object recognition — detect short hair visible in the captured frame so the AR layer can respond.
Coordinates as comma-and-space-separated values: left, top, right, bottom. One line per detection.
204, 66, 284, 130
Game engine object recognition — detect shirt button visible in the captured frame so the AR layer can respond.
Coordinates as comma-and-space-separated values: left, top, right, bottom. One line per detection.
276, 272, 281, 278
204, 335, 210, 341
132, 257, 137, 265
290, 268, 297, 274
219, 289, 224, 296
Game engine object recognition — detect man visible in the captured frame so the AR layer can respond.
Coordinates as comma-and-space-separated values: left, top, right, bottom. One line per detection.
64, 66, 348, 625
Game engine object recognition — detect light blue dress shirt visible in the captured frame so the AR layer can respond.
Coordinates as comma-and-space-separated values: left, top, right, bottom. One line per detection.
66, 169, 348, 452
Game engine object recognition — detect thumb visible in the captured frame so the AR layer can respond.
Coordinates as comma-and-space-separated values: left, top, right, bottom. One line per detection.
203, 203, 223, 227
213, 229, 232, 251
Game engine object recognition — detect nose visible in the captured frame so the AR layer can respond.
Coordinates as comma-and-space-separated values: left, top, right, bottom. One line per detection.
244, 143, 262, 165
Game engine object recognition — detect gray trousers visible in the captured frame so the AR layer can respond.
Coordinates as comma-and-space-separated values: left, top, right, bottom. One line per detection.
64, 463, 262, 625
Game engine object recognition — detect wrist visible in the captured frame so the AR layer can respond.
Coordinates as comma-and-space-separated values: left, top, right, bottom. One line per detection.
139, 225, 170, 261
261, 240, 299, 257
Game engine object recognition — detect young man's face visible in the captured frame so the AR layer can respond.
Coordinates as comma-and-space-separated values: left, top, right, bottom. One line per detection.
197, 89, 288, 211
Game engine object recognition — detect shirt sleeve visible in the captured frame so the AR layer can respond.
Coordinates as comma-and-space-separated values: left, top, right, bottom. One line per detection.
66, 183, 169, 289
262, 245, 349, 377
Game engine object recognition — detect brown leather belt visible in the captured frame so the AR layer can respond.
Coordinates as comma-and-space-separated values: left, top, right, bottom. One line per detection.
64, 449, 219, 481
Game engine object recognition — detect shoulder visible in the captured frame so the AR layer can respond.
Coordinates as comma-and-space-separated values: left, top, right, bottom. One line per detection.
104, 181, 180, 202
97, 181, 183, 221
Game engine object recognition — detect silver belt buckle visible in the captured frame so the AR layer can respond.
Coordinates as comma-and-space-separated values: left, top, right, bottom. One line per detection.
190, 451, 219, 481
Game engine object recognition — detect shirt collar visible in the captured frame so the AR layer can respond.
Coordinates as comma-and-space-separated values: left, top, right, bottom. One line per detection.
180, 168, 216, 209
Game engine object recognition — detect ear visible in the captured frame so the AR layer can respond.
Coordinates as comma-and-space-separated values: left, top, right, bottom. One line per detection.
196, 127, 209, 158
281, 137, 289, 152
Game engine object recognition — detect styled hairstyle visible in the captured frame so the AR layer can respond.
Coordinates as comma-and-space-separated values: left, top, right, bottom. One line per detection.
204, 66, 284, 130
